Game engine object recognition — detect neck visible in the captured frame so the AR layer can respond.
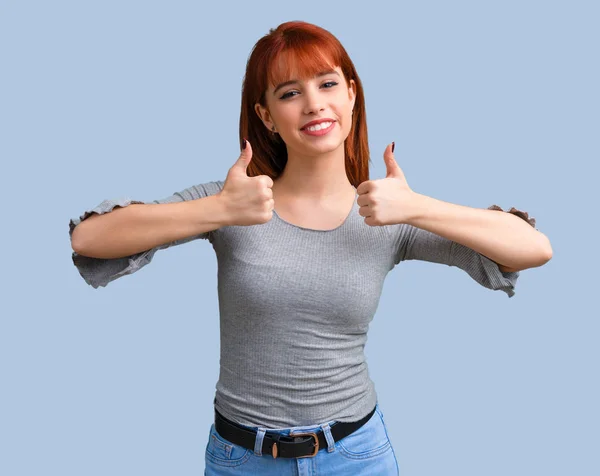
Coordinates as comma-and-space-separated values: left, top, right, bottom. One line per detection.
273, 143, 355, 201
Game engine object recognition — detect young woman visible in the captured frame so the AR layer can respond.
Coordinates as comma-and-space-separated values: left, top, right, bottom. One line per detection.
69, 21, 551, 475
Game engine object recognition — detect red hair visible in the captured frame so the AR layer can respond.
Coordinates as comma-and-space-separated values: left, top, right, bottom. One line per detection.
239, 21, 371, 186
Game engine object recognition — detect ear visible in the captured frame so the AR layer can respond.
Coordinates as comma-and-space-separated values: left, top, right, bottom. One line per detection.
348, 79, 357, 110
254, 103, 274, 131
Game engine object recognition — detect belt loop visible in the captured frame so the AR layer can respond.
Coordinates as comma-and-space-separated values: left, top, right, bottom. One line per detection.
254, 428, 266, 456
320, 423, 336, 453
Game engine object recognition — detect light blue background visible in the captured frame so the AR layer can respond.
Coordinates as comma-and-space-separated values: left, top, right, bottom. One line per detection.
2, 1, 596, 475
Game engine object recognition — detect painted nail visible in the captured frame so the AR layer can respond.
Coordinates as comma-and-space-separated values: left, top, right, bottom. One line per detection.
243, 138, 247, 150
392, 141, 395, 153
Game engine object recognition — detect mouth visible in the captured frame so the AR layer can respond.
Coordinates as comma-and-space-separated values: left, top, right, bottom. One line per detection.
301, 121, 336, 137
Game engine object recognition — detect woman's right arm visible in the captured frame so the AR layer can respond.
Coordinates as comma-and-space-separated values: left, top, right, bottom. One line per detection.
71, 194, 228, 259
68, 180, 226, 288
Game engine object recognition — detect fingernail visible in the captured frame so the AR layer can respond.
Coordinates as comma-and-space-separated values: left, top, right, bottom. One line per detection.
242, 138, 247, 150
392, 141, 395, 153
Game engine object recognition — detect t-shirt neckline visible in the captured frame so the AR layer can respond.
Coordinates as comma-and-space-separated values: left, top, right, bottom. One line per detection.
272, 192, 359, 233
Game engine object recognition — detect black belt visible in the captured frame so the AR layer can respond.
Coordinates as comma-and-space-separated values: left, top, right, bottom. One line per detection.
214, 406, 376, 459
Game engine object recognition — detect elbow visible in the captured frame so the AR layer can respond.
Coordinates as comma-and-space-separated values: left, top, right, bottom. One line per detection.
70, 223, 88, 255
539, 233, 553, 265
501, 235, 552, 272
523, 236, 552, 270
71, 236, 84, 256
542, 247, 553, 264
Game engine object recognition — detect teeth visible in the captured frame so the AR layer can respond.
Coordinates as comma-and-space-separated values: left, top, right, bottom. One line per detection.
305, 121, 332, 132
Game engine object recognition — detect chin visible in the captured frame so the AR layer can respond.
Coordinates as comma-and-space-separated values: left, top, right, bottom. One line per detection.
304, 139, 343, 152
299, 131, 346, 147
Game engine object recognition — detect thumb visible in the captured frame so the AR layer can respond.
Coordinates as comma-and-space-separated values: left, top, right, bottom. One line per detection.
234, 138, 253, 174
384, 142, 401, 178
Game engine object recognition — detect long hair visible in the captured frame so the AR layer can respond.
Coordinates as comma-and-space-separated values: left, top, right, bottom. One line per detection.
239, 21, 371, 187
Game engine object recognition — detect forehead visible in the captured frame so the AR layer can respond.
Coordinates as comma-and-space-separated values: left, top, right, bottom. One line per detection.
266, 48, 342, 92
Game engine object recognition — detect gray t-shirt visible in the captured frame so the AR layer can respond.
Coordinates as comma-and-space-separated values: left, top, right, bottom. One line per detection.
69, 180, 521, 428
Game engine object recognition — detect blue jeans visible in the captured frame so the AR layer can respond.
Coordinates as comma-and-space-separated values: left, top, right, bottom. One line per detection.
204, 403, 399, 475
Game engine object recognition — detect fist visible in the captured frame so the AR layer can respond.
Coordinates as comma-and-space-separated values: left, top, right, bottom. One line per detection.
218, 139, 275, 226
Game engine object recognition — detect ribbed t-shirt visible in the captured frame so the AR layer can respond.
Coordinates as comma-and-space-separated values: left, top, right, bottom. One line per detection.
69, 179, 521, 428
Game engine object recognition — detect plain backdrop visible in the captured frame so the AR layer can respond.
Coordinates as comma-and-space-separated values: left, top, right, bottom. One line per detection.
2, 1, 597, 475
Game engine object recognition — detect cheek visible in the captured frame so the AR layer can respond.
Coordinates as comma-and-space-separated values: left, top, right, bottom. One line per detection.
279, 105, 300, 123
343, 111, 353, 130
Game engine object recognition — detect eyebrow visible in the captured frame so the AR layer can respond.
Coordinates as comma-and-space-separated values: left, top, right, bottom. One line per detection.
273, 70, 341, 95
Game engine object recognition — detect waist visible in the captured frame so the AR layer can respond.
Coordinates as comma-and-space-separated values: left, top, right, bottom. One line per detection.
213, 381, 378, 429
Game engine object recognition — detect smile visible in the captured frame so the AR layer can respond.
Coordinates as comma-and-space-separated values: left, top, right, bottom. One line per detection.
301, 121, 336, 136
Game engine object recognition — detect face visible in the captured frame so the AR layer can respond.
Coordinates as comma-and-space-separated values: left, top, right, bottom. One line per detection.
255, 65, 356, 155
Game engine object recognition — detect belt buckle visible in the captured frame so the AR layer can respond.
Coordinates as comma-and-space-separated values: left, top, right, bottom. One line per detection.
290, 432, 319, 458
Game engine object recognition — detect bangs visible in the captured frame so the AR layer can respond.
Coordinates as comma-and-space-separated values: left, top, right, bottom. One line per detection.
267, 42, 342, 92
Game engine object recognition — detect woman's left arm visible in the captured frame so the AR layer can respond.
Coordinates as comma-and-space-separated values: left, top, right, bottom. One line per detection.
406, 193, 552, 272
357, 144, 552, 273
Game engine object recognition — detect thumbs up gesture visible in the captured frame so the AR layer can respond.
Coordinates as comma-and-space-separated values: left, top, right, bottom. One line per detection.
218, 139, 275, 226
356, 142, 418, 226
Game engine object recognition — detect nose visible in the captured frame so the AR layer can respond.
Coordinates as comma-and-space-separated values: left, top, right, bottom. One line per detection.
302, 87, 325, 116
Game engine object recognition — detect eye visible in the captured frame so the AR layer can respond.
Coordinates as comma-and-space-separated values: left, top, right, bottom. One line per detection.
280, 81, 338, 100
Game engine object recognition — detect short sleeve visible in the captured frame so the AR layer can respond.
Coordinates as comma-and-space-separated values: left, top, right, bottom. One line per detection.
69, 180, 224, 288
389, 223, 519, 297
486, 204, 537, 229
389, 202, 537, 299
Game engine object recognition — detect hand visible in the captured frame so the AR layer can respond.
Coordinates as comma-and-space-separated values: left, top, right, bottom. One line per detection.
217, 139, 275, 226
356, 142, 418, 226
